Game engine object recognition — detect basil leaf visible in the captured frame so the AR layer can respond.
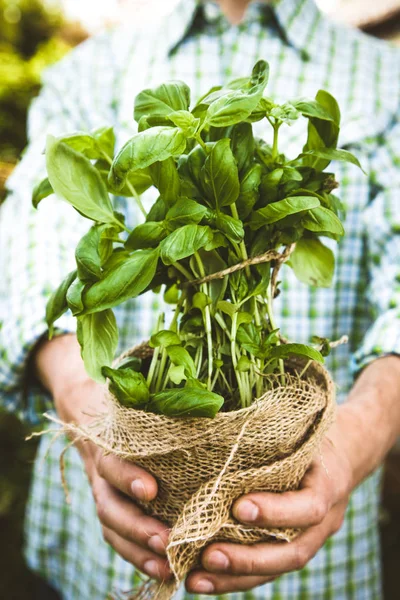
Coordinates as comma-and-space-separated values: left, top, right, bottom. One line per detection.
290, 237, 335, 288
76, 224, 117, 282
150, 330, 181, 348
166, 345, 196, 378
250, 196, 320, 229
204, 139, 240, 208
105, 168, 153, 197
32, 177, 53, 208
58, 132, 101, 159
83, 249, 159, 313
45, 269, 77, 338
265, 343, 324, 364
66, 278, 85, 315
165, 198, 207, 228
291, 98, 335, 122
46, 136, 117, 224
230, 122, 254, 174
303, 90, 340, 171
78, 309, 118, 383
134, 81, 191, 122
160, 224, 213, 265
150, 387, 224, 418
110, 127, 186, 189
102, 366, 149, 407
205, 60, 269, 127
300, 148, 365, 173
168, 110, 200, 137
214, 213, 244, 243
236, 164, 262, 220
149, 158, 180, 207
125, 222, 167, 250
92, 126, 115, 158
302, 206, 345, 236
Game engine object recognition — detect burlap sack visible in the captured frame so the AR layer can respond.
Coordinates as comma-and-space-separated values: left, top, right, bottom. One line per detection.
60, 343, 335, 600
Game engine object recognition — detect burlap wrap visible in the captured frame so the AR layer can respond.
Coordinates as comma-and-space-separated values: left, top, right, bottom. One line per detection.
60, 344, 336, 600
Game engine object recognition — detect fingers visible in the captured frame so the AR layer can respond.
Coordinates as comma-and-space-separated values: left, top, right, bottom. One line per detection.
233, 461, 335, 529
102, 525, 172, 581
95, 452, 158, 502
93, 477, 169, 555
186, 571, 276, 595
202, 502, 346, 577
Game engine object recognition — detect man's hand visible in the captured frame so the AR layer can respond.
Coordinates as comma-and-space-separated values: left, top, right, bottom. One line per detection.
34, 334, 172, 582
186, 355, 400, 595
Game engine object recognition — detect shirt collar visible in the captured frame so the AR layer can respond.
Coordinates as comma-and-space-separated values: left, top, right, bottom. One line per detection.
162, 0, 322, 55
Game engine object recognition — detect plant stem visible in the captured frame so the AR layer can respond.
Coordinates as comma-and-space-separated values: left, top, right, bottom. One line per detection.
230, 204, 251, 279
194, 252, 213, 389
266, 283, 286, 385
173, 262, 193, 282
271, 121, 280, 161
146, 313, 165, 390
195, 134, 208, 154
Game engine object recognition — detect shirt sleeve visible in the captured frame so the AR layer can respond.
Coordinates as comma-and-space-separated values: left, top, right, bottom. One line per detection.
352, 117, 400, 375
0, 33, 118, 424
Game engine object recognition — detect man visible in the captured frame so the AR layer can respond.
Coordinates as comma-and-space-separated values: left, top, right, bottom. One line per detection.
1, 0, 400, 598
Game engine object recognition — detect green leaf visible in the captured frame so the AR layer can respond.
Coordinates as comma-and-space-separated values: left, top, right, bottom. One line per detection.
75, 224, 110, 282
205, 60, 269, 127
213, 213, 244, 243
110, 127, 186, 189
236, 164, 262, 220
134, 81, 191, 122
125, 222, 167, 250
166, 198, 207, 228
102, 366, 149, 407
236, 322, 261, 356
92, 126, 115, 158
160, 224, 212, 265
149, 158, 181, 207
230, 122, 255, 174
150, 330, 181, 348
302, 206, 345, 236
204, 139, 240, 208
105, 167, 153, 197
58, 132, 101, 159
46, 136, 116, 224
217, 300, 237, 318
291, 98, 335, 122
32, 177, 53, 208
250, 196, 320, 229
150, 387, 224, 418
237, 355, 252, 372
168, 364, 187, 385
83, 249, 159, 313
66, 278, 85, 315
290, 237, 335, 288
265, 343, 324, 364
192, 291, 211, 311
45, 270, 77, 338
79, 309, 118, 383
300, 148, 365, 173
166, 345, 196, 378
303, 90, 340, 171
168, 110, 200, 137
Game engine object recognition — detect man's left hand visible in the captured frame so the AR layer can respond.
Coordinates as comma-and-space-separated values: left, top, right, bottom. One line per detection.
186, 406, 354, 595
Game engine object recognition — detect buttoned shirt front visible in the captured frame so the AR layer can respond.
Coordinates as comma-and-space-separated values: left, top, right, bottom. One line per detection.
1, 0, 400, 598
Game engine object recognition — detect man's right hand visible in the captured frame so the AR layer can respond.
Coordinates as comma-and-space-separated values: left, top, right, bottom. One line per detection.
34, 334, 172, 582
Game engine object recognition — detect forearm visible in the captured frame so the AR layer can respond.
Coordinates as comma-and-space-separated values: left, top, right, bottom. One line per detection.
34, 333, 99, 426
337, 355, 400, 488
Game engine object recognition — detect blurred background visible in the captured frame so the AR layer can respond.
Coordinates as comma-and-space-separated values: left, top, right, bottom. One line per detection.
0, 1, 400, 598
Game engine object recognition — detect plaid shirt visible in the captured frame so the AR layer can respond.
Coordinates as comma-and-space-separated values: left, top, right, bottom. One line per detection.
1, 0, 400, 597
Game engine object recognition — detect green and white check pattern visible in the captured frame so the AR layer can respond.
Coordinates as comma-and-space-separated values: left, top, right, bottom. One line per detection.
1, 0, 400, 597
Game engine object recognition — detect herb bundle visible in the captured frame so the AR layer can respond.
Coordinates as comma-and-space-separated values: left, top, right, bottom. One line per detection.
35, 60, 362, 418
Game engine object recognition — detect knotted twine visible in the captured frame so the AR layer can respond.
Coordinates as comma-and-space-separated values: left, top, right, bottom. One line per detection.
50, 348, 335, 600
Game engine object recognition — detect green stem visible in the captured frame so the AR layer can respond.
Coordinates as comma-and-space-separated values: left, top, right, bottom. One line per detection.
230, 205, 251, 279
146, 313, 164, 389
173, 262, 193, 282
195, 134, 208, 154
266, 283, 285, 385
194, 252, 213, 389
231, 311, 247, 407
272, 121, 280, 161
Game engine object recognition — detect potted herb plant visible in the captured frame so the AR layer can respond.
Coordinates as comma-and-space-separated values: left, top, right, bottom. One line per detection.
34, 60, 362, 599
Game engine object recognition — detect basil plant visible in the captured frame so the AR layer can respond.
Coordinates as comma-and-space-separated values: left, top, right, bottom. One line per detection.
34, 60, 362, 418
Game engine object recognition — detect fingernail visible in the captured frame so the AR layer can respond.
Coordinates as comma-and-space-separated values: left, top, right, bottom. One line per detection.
131, 479, 146, 500
148, 534, 166, 555
144, 560, 161, 579
235, 500, 259, 522
207, 550, 229, 570
195, 579, 215, 593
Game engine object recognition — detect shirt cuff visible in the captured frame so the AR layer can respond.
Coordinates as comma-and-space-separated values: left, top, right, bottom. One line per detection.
0, 312, 76, 425
351, 309, 400, 376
